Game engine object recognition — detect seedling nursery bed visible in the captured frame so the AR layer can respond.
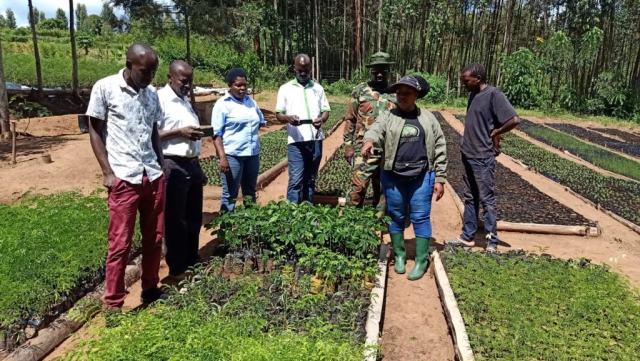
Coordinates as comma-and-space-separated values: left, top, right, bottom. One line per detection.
58, 201, 390, 361
546, 123, 640, 158
315, 145, 375, 206
434, 112, 594, 228
0, 192, 142, 354
453, 115, 640, 229
588, 127, 640, 144
516, 120, 640, 182
438, 248, 640, 360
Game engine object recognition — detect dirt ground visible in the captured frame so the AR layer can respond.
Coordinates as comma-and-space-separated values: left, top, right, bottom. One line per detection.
4, 94, 640, 360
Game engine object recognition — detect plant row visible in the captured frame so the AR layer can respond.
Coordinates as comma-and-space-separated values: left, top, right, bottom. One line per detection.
589, 127, 640, 143
316, 145, 352, 197
547, 123, 640, 158
441, 248, 640, 360
200, 128, 288, 187
63, 202, 386, 360
517, 120, 640, 181
201, 103, 345, 187
207, 201, 386, 284
437, 113, 592, 226
0, 192, 140, 351
63, 266, 373, 360
454, 114, 640, 226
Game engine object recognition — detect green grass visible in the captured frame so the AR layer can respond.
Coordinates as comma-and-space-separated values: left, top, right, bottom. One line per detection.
441, 249, 640, 360
0, 192, 129, 333
518, 120, 640, 181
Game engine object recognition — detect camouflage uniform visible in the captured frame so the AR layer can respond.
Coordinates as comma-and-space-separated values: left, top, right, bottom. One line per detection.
343, 82, 396, 211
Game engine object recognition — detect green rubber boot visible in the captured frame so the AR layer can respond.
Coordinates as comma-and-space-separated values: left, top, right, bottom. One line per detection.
408, 237, 431, 281
390, 233, 406, 274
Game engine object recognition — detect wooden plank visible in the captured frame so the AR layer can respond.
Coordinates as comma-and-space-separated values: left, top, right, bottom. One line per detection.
445, 181, 598, 237
364, 243, 390, 361
564, 187, 640, 236
256, 158, 288, 190
432, 250, 475, 361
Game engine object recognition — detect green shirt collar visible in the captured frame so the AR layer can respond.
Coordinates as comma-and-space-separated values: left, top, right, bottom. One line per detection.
292, 78, 315, 88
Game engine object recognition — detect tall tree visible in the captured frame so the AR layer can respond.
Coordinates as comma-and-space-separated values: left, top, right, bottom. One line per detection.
28, 0, 43, 99
29, 7, 40, 25
56, 8, 68, 29
6, 8, 16, 29
0, 35, 9, 141
75, 3, 88, 30
100, 3, 118, 30
70, 0, 79, 99
39, 10, 46, 23
0, 14, 7, 29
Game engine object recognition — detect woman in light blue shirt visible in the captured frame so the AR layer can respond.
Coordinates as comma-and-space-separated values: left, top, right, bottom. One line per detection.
211, 68, 266, 212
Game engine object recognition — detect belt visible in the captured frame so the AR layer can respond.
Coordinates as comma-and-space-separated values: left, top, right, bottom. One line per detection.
165, 155, 199, 163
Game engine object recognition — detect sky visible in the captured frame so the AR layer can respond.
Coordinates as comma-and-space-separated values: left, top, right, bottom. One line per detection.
0, 0, 170, 28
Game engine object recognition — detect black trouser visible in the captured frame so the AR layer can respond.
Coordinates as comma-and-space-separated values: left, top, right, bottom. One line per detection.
164, 157, 205, 276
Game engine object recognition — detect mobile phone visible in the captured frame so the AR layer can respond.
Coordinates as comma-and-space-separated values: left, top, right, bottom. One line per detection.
200, 126, 214, 137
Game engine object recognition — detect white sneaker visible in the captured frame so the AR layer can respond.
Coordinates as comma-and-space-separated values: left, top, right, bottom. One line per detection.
445, 237, 476, 248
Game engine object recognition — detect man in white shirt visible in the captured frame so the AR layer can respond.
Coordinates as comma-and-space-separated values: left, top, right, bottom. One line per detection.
275, 54, 331, 204
86, 43, 167, 310
157, 60, 206, 281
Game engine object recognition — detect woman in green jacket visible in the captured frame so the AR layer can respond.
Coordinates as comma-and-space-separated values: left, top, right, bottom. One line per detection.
361, 75, 447, 280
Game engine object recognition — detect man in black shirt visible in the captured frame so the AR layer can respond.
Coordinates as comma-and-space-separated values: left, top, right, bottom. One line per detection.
446, 63, 520, 252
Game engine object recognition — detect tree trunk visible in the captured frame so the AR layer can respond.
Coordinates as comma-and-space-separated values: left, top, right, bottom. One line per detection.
341, 0, 347, 79
377, 0, 382, 52
184, 9, 195, 106
273, 0, 279, 65
283, 0, 289, 63
355, 0, 362, 69
632, 39, 640, 90
497, 0, 515, 86
28, 0, 43, 100
0, 36, 10, 140
417, 0, 429, 70
314, 0, 320, 81
69, 0, 79, 100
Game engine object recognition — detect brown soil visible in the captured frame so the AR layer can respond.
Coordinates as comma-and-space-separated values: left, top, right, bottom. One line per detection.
524, 115, 640, 135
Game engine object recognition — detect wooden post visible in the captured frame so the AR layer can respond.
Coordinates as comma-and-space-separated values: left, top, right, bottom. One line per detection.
11, 121, 16, 165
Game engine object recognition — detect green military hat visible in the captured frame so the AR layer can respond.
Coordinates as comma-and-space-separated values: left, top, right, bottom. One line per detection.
366, 52, 395, 68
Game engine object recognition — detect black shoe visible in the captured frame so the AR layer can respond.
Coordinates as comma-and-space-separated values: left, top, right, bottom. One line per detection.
104, 308, 124, 328
140, 286, 169, 304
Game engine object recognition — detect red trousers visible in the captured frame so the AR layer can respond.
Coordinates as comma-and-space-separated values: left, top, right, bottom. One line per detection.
105, 175, 165, 309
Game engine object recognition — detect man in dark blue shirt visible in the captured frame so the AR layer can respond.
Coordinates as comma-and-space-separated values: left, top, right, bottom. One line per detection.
446, 63, 520, 252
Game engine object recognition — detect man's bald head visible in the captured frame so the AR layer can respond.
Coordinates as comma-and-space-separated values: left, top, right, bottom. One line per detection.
294, 54, 311, 85
126, 43, 158, 65
169, 60, 192, 75
125, 43, 158, 89
294, 54, 310, 66
167, 60, 193, 98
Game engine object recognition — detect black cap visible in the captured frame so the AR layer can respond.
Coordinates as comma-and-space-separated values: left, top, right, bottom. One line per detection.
387, 75, 430, 99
